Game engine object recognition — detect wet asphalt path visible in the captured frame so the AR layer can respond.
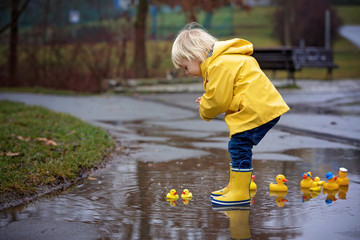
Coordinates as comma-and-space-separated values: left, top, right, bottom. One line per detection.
0, 79, 360, 239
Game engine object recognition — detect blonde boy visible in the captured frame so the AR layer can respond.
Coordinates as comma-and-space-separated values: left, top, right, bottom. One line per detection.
172, 23, 289, 207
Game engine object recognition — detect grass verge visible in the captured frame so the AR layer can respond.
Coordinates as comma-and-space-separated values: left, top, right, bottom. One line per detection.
0, 100, 113, 209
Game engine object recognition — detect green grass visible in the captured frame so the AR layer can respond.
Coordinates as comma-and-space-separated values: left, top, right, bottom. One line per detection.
0, 100, 113, 198
336, 5, 360, 24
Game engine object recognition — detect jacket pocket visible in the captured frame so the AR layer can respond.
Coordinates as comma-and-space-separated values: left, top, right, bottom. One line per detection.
228, 94, 242, 112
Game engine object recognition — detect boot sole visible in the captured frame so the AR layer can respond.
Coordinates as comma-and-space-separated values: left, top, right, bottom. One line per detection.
211, 198, 251, 206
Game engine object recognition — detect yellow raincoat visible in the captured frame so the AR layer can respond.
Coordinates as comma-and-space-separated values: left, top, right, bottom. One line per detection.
199, 38, 290, 137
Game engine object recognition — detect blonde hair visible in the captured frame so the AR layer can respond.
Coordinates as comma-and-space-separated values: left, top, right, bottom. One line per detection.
172, 22, 217, 68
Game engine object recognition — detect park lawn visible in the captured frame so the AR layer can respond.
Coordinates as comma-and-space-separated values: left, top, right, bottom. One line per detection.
0, 100, 113, 204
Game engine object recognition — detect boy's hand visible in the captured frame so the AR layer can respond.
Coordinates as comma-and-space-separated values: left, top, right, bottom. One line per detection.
195, 96, 202, 109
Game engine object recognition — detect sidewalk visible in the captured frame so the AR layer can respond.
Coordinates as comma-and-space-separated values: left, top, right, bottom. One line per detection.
136, 79, 360, 145
1, 79, 360, 146
339, 25, 360, 49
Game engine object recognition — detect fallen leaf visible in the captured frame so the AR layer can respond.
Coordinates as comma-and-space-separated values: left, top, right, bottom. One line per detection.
1, 152, 20, 157
45, 140, 58, 146
17, 135, 30, 141
36, 138, 57, 146
36, 137, 48, 141
88, 177, 97, 181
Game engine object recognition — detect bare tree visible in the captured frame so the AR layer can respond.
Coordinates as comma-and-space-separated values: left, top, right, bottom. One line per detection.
133, 0, 148, 78
0, 0, 30, 86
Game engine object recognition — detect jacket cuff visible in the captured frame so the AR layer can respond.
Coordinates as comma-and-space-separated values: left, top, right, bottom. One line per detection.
199, 112, 212, 121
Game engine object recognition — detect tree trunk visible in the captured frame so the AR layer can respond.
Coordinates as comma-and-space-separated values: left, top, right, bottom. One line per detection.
9, 0, 19, 86
133, 0, 148, 78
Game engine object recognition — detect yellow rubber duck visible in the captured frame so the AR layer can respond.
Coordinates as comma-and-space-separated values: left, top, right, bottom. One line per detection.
250, 175, 257, 190
166, 189, 179, 200
181, 189, 192, 199
300, 172, 313, 188
314, 176, 324, 186
337, 167, 349, 186
323, 172, 339, 190
309, 182, 321, 192
269, 174, 288, 191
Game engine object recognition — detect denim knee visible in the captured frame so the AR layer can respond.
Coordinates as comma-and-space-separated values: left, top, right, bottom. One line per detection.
228, 117, 280, 169
228, 137, 254, 169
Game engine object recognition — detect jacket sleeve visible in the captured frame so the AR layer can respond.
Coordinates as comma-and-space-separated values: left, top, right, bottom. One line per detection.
199, 64, 234, 121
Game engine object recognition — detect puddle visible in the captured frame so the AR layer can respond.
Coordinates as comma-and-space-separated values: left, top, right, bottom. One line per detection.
1, 120, 360, 240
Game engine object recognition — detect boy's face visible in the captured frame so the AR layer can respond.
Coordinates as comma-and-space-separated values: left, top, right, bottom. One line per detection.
179, 60, 201, 77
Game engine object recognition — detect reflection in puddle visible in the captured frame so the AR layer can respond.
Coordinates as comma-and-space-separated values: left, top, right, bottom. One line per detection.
225, 208, 251, 240
1, 119, 360, 240
269, 191, 288, 207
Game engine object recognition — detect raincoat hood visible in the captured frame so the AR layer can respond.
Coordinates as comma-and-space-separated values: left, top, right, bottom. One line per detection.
201, 39, 253, 73
213, 38, 253, 57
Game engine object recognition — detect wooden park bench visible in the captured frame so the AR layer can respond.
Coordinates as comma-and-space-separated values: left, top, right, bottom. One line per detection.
252, 47, 338, 84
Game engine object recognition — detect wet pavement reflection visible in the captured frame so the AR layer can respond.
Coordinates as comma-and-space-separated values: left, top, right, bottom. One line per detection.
1, 118, 360, 240
0, 89, 360, 239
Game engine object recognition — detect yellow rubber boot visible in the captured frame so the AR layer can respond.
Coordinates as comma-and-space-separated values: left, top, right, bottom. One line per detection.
211, 165, 232, 198
212, 169, 252, 207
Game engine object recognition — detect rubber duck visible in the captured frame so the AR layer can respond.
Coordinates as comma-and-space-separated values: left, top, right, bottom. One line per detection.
250, 175, 257, 190
269, 191, 288, 207
300, 172, 313, 188
309, 182, 321, 192
166, 189, 179, 200
337, 167, 349, 186
181, 189, 192, 199
314, 176, 324, 186
323, 172, 339, 190
269, 174, 288, 191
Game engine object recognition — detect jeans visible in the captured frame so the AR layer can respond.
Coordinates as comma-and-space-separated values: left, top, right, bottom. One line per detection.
228, 117, 280, 170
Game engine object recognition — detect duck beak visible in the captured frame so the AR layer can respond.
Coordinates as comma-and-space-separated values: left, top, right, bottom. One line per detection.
182, 191, 185, 195
334, 176, 337, 180
282, 178, 288, 182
